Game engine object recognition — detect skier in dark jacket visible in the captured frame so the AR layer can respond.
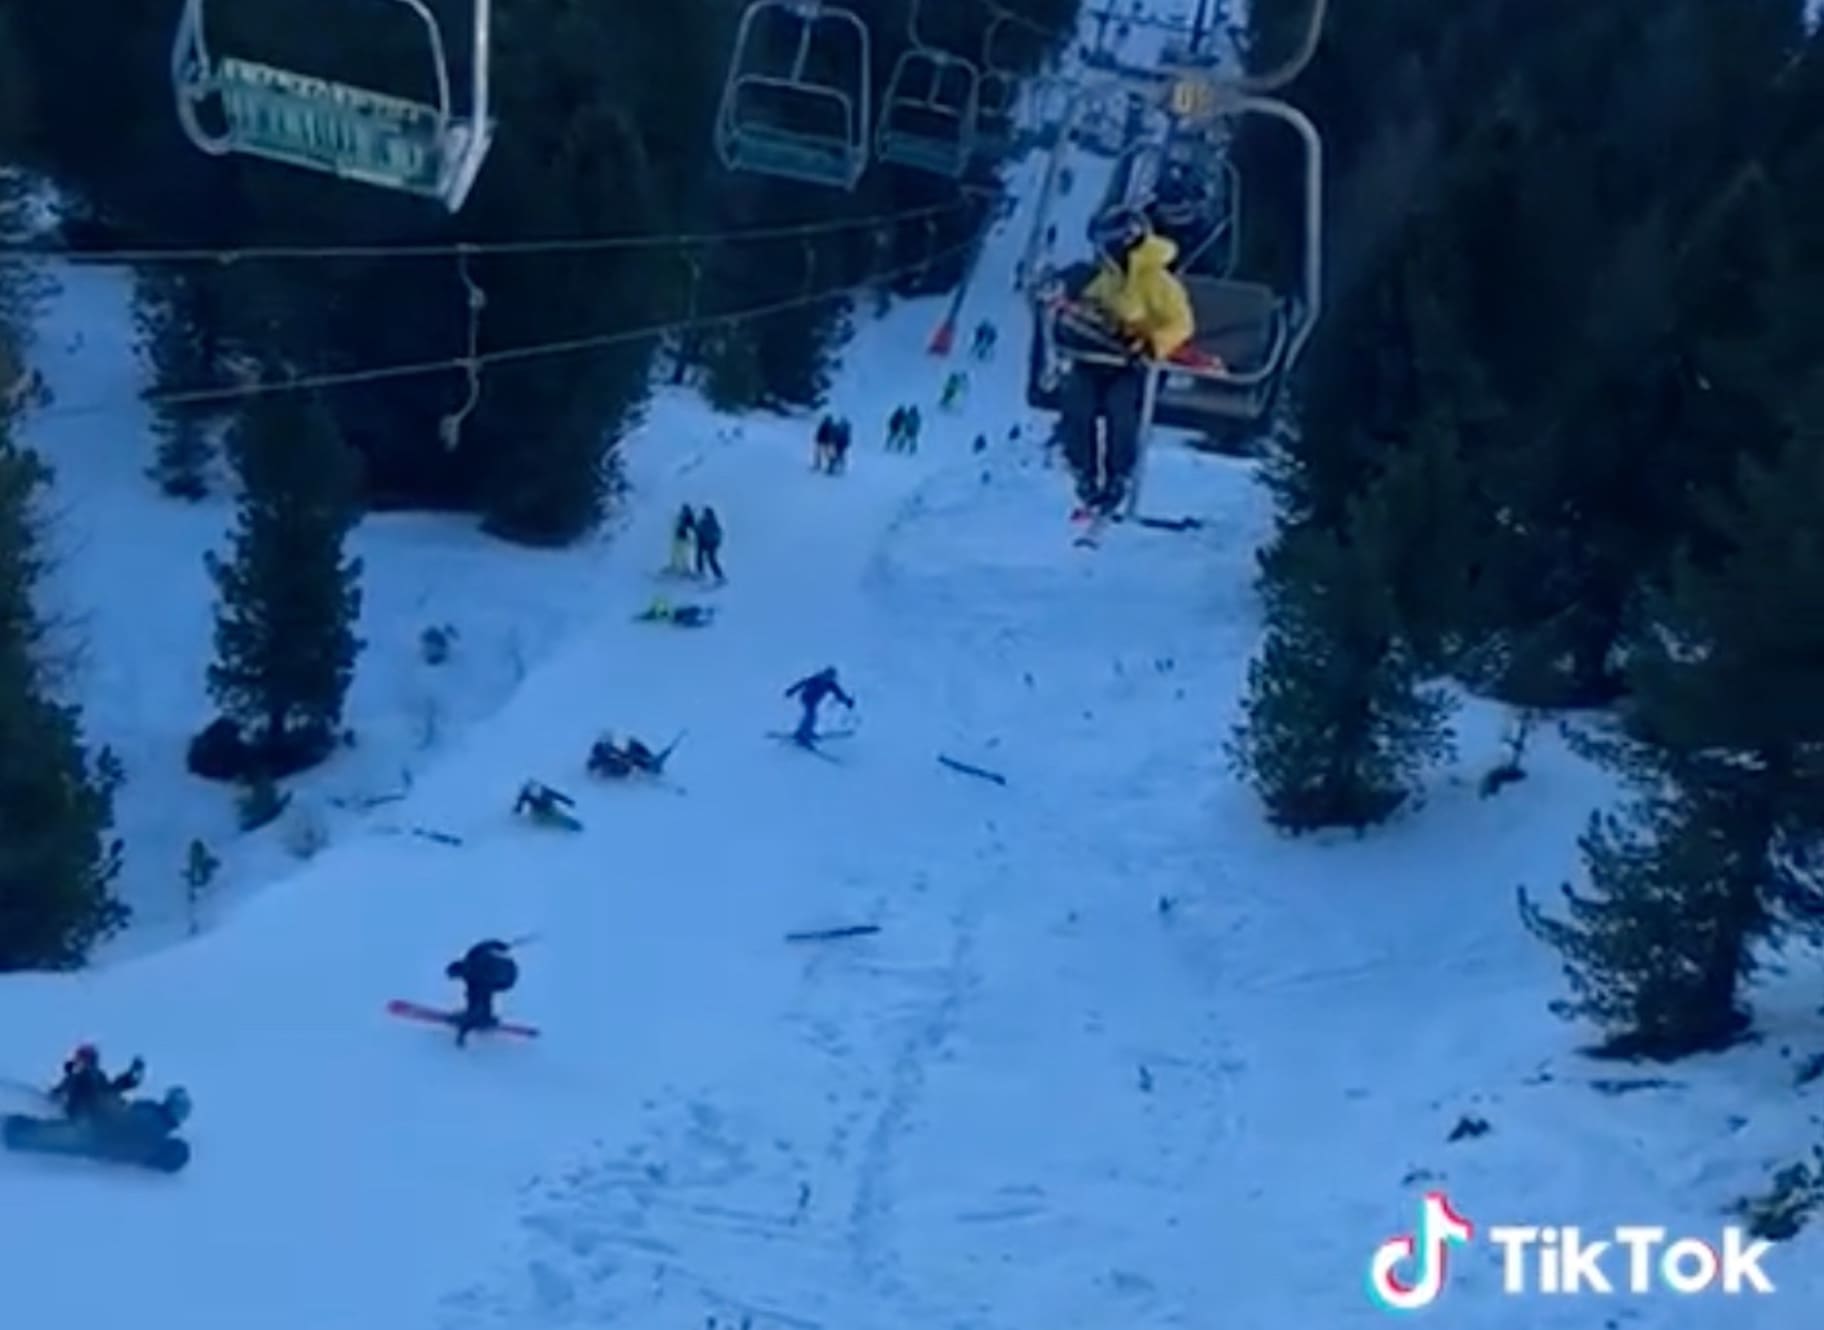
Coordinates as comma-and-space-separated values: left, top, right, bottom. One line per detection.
814, 416, 838, 471
668, 504, 696, 575
887, 406, 907, 450
785, 667, 855, 744
694, 506, 725, 583
445, 940, 519, 1046
829, 418, 852, 474
51, 1045, 144, 1121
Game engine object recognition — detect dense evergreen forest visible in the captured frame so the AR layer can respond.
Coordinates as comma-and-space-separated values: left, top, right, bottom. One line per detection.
1229, 0, 1824, 1065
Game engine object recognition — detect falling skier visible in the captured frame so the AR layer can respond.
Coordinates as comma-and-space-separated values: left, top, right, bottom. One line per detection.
444, 939, 519, 1047
514, 780, 580, 829
636, 596, 714, 627
1054, 205, 1194, 523
783, 667, 855, 746
587, 732, 669, 779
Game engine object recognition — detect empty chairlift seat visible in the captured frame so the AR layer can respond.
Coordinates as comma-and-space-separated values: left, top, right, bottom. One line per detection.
715, 1, 871, 189
876, 48, 980, 178
169, 0, 494, 211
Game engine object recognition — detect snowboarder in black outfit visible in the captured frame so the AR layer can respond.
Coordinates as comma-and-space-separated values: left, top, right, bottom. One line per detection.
785, 667, 855, 744
445, 940, 519, 1046
695, 506, 725, 583
50, 1045, 143, 1121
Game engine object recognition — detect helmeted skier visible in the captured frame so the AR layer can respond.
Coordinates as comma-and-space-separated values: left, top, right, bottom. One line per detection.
50, 1045, 143, 1121
445, 939, 519, 1046
784, 667, 855, 745
1057, 205, 1194, 518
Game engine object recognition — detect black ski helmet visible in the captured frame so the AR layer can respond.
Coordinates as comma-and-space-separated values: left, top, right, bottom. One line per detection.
1089, 205, 1148, 262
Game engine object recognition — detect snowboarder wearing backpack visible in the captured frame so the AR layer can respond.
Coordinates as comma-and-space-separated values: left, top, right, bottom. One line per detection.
694, 506, 725, 583
785, 667, 855, 745
445, 939, 518, 1046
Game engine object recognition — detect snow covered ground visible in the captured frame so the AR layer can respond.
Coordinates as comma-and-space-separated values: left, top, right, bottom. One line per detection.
19, 261, 625, 956
3, 10, 1823, 1330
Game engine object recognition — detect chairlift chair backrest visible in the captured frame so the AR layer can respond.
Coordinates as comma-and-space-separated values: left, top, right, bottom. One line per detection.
876, 47, 980, 178
170, 0, 494, 211
714, 0, 872, 189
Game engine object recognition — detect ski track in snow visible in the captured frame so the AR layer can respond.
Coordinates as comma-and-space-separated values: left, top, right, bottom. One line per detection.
5, 11, 1824, 1330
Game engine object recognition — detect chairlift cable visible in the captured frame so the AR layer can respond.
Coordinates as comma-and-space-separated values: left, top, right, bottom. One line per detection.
26, 234, 983, 421
0, 195, 989, 267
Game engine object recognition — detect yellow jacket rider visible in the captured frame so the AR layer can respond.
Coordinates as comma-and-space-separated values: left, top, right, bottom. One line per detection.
1082, 207, 1195, 361
1060, 206, 1197, 517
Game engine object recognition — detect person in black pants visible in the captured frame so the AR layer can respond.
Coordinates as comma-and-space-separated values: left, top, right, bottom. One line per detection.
695, 506, 725, 583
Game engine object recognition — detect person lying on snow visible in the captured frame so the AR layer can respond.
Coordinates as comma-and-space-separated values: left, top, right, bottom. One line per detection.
638, 597, 712, 627
587, 733, 662, 778
513, 780, 574, 824
52, 1044, 144, 1120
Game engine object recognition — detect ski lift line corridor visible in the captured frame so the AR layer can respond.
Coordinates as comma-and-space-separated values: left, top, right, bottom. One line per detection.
171, 0, 495, 211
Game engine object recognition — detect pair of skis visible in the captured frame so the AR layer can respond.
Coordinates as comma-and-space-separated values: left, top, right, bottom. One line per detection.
766, 728, 854, 763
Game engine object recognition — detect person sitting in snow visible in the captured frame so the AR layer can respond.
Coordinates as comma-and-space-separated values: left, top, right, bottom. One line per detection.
445, 939, 518, 1046
51, 1045, 143, 1121
638, 596, 713, 627
513, 780, 575, 825
784, 666, 855, 745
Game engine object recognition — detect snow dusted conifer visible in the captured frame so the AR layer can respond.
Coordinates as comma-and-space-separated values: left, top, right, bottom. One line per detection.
205, 392, 363, 762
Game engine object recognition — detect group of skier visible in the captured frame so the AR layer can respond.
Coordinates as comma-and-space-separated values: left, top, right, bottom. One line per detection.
885, 403, 924, 453
667, 503, 725, 584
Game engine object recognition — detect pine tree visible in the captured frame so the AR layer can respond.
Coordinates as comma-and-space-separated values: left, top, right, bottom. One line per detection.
1230, 509, 1455, 832
205, 393, 363, 764
136, 271, 228, 501
1521, 429, 1824, 1055
0, 436, 127, 969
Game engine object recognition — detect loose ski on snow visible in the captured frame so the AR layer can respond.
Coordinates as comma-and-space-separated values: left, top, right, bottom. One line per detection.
785, 924, 882, 942
386, 999, 540, 1040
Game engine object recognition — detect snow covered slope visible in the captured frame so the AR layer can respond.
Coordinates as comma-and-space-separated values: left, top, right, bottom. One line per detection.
5, 15, 1823, 1330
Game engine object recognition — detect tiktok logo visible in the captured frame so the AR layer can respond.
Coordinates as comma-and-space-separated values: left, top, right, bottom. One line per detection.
1368, 1192, 1475, 1311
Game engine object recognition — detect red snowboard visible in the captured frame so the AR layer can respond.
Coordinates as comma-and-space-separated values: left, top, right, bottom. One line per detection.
386, 999, 540, 1039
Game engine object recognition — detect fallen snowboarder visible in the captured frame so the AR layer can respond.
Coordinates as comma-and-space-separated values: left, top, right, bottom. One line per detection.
3, 1044, 193, 1173
635, 597, 714, 628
